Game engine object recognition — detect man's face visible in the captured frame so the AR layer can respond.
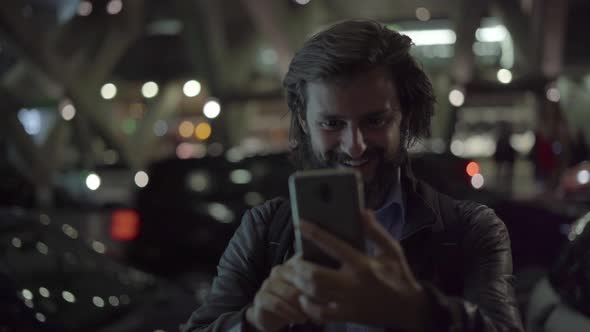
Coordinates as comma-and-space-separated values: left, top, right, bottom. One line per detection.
300, 68, 404, 206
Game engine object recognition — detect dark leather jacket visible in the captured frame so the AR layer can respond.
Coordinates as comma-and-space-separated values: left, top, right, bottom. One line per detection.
182, 171, 524, 331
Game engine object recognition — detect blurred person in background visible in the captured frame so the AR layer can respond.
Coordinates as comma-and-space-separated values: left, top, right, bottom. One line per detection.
182, 19, 523, 332
494, 122, 517, 193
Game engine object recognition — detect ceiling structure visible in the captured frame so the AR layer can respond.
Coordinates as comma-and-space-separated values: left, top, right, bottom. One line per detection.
0, 0, 589, 203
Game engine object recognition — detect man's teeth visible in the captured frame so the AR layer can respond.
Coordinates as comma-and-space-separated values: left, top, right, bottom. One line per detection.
341, 158, 369, 166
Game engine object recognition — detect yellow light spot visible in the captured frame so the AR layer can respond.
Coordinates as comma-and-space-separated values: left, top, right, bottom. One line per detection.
195, 123, 212, 140
179, 121, 195, 138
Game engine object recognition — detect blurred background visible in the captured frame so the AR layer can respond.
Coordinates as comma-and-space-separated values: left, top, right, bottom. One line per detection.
1, 0, 589, 331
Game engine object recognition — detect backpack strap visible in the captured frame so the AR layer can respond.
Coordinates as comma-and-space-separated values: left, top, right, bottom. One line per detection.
267, 198, 294, 268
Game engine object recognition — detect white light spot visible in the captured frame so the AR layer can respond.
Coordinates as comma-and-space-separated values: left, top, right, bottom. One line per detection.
449, 89, 465, 107
61, 104, 76, 121
106, 0, 123, 15
86, 173, 101, 191
450, 140, 465, 156
203, 100, 221, 119
92, 241, 106, 254
497, 69, 512, 84
36, 242, 48, 255
295, 0, 311, 5
230, 169, 252, 184
108, 296, 120, 306
577, 170, 590, 185
188, 172, 209, 192
62, 291, 76, 303
101, 83, 117, 100
208, 203, 235, 223
17, 108, 42, 135
183, 80, 201, 97
77, 1, 92, 16
40, 214, 50, 225
134, 171, 149, 188
61, 224, 79, 239
546, 87, 561, 102
35, 312, 46, 322
24, 299, 34, 308
39, 287, 50, 298
415, 7, 431, 21
471, 173, 485, 189
260, 48, 278, 65
153, 120, 168, 136
93, 296, 105, 307
142, 81, 159, 98
11, 237, 22, 248
475, 25, 508, 43
22, 289, 34, 300
399, 29, 456, 46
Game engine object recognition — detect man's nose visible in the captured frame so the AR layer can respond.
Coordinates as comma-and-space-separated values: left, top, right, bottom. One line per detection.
341, 125, 367, 159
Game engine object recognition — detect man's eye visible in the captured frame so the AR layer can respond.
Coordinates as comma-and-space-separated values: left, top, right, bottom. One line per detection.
367, 117, 387, 127
319, 120, 344, 129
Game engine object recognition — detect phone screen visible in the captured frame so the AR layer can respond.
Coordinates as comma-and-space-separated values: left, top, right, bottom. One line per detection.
289, 169, 365, 268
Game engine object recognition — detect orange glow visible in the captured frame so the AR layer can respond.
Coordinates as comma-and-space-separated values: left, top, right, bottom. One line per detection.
195, 122, 212, 140
110, 209, 140, 241
466, 161, 480, 177
179, 121, 194, 138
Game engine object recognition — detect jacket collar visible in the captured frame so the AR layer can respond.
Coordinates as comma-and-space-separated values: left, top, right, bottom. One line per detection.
400, 161, 445, 240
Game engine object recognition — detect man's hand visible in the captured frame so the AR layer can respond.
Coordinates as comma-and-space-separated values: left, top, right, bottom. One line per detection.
245, 258, 308, 331
282, 210, 430, 330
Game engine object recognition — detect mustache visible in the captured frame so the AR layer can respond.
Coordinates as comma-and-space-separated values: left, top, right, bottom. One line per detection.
325, 148, 383, 163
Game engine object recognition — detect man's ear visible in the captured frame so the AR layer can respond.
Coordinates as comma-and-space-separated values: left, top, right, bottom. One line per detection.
297, 112, 308, 135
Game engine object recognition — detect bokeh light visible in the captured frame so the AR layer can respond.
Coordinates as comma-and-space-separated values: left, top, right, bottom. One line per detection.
466, 161, 481, 177
141, 81, 159, 98
497, 69, 512, 84
416, 7, 431, 21
106, 0, 123, 15
183, 80, 201, 97
471, 174, 485, 189
134, 171, 149, 188
195, 122, 212, 140
449, 89, 465, 107
77, 1, 92, 16
179, 121, 195, 138
203, 100, 221, 119
86, 173, 101, 191
61, 103, 76, 121
100, 83, 117, 100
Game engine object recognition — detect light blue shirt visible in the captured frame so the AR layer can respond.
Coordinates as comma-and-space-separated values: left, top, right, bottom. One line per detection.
326, 168, 405, 332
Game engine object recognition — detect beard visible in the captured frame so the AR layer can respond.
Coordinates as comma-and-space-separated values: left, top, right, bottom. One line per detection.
296, 136, 406, 209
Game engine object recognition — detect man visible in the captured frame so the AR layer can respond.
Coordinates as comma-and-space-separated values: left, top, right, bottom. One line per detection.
182, 19, 524, 331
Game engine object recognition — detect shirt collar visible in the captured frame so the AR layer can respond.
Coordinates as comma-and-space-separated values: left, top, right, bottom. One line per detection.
375, 167, 404, 217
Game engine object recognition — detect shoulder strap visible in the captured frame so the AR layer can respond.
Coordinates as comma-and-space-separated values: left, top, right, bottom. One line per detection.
267, 198, 294, 268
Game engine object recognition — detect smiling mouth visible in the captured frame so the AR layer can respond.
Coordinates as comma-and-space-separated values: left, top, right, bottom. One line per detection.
340, 158, 369, 167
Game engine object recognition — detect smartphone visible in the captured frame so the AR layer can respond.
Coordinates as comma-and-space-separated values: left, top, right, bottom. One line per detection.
288, 168, 366, 269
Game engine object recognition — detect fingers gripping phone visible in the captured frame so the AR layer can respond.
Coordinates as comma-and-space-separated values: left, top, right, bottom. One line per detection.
288, 169, 366, 269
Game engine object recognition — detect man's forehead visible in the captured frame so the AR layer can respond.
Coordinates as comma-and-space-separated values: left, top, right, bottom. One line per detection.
305, 73, 401, 116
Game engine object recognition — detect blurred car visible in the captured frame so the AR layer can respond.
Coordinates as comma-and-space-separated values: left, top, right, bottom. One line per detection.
526, 211, 590, 332
1, 207, 204, 332
130, 153, 295, 275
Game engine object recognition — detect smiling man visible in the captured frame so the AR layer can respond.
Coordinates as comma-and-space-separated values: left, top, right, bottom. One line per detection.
182, 19, 524, 332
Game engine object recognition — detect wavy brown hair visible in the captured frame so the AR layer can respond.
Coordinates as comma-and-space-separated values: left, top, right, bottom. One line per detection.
283, 19, 436, 169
